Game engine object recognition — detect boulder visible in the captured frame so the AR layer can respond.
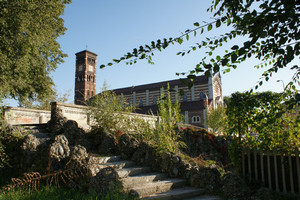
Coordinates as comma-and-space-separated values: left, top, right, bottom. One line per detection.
189, 165, 222, 192
89, 167, 121, 194
22, 134, 40, 152
97, 132, 117, 155
222, 172, 250, 200
49, 135, 70, 170
118, 134, 139, 159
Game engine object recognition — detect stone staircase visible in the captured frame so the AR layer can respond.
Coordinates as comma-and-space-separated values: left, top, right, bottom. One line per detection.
88, 154, 222, 200
19, 124, 222, 199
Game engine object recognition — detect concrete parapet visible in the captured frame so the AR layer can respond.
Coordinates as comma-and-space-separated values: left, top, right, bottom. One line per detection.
3, 107, 51, 125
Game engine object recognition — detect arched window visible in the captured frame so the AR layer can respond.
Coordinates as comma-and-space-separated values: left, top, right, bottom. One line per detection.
91, 91, 94, 97
139, 99, 143, 107
183, 94, 187, 102
192, 116, 201, 123
87, 90, 90, 97
200, 92, 204, 100
153, 97, 157, 105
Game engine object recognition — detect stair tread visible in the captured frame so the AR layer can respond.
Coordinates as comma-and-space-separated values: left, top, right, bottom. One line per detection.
131, 178, 185, 190
143, 187, 205, 199
184, 195, 223, 200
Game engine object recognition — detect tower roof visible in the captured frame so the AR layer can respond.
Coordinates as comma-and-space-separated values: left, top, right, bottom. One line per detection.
75, 50, 97, 56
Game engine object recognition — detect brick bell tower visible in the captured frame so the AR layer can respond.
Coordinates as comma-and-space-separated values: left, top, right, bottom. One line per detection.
74, 50, 97, 105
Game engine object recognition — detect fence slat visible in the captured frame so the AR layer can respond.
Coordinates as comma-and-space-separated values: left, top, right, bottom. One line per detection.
254, 149, 258, 180
273, 150, 279, 192
296, 149, 300, 195
242, 150, 245, 177
288, 154, 295, 194
281, 155, 287, 193
248, 151, 251, 181
267, 151, 272, 189
260, 150, 265, 185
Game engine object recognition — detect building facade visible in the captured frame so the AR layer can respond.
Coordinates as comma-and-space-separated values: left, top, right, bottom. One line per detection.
113, 74, 223, 127
74, 50, 97, 105
74, 50, 223, 127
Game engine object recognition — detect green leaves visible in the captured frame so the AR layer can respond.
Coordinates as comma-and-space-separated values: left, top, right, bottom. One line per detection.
207, 24, 212, 31
0, 0, 71, 101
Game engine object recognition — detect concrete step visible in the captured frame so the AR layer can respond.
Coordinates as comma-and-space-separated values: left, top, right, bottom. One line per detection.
88, 155, 121, 164
143, 187, 206, 200
117, 166, 152, 178
129, 178, 186, 198
89, 160, 136, 176
184, 195, 223, 200
123, 172, 168, 188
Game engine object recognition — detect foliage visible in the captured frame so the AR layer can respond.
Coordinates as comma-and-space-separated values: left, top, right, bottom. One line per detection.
0, 0, 71, 103
205, 105, 227, 134
0, 184, 138, 200
100, 0, 299, 92
18, 87, 72, 110
87, 84, 136, 136
0, 95, 8, 168
152, 84, 185, 153
226, 91, 299, 152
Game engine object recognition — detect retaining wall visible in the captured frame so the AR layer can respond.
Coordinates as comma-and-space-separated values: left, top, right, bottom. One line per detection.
3, 107, 51, 125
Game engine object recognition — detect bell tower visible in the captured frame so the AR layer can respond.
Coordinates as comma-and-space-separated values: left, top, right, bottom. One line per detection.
74, 50, 97, 105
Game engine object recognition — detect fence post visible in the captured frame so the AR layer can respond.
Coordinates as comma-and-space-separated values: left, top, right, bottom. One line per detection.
273, 149, 279, 192
296, 149, 300, 195
254, 149, 258, 180
260, 150, 265, 185
288, 154, 295, 194
242, 149, 245, 177
267, 151, 272, 189
281, 154, 287, 193
248, 149, 251, 181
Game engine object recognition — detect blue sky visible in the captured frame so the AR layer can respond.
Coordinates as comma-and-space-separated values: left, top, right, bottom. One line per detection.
5, 0, 298, 106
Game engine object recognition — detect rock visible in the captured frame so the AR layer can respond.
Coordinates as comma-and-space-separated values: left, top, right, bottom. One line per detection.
67, 145, 89, 169
22, 134, 40, 152
47, 107, 67, 134
222, 172, 250, 200
118, 134, 139, 159
189, 165, 222, 192
49, 135, 70, 170
97, 132, 117, 155
63, 120, 86, 146
89, 167, 121, 194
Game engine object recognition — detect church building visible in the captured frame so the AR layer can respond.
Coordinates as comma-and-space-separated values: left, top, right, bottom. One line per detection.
74, 50, 223, 127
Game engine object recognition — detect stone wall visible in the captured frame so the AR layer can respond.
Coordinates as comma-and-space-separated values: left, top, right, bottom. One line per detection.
3, 102, 159, 131
3, 107, 51, 125
51, 102, 159, 131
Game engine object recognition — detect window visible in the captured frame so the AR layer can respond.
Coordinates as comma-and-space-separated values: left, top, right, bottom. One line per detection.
183, 94, 187, 102
192, 116, 201, 123
139, 99, 143, 107
200, 92, 204, 100
153, 97, 157, 105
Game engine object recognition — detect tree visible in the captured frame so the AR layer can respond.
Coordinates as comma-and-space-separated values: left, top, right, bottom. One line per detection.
100, 0, 299, 93
18, 87, 72, 110
0, 0, 71, 103
205, 106, 227, 134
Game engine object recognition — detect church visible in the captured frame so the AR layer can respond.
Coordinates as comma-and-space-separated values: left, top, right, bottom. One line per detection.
74, 50, 223, 127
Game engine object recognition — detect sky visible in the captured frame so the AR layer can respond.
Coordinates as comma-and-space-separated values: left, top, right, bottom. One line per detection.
4, 0, 299, 106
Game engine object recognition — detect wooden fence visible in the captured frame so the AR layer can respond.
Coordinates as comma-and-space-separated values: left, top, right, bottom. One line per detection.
242, 149, 300, 195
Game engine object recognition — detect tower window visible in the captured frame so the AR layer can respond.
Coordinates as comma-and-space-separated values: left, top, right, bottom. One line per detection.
192, 116, 201, 123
